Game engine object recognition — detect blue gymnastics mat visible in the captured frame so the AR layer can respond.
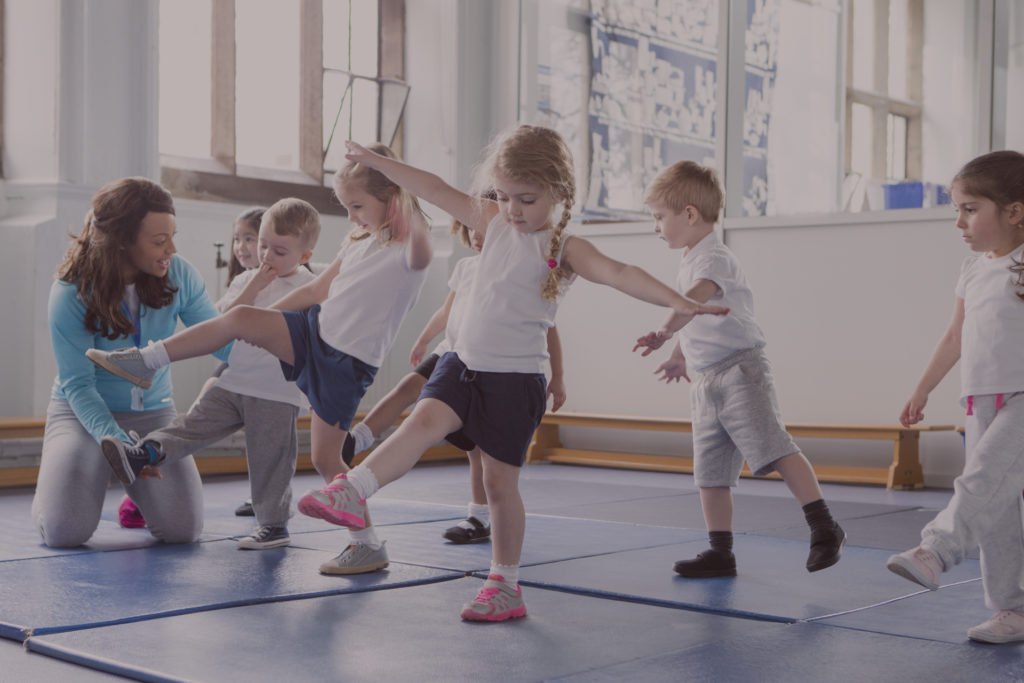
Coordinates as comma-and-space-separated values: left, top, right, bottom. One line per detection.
0, 638, 119, 683
291, 513, 700, 573
518, 534, 982, 623
550, 621, 1024, 682
0, 539, 458, 642
538, 492, 915, 531
26, 577, 774, 683
815, 578, 1019, 645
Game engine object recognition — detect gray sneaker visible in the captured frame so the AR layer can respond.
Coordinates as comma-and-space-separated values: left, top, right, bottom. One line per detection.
319, 541, 389, 575
86, 347, 156, 389
100, 432, 165, 486
238, 525, 291, 550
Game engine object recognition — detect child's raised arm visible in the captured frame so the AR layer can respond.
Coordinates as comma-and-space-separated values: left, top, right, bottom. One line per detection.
563, 236, 728, 325
271, 256, 341, 312
404, 208, 432, 272
410, 290, 456, 366
345, 141, 498, 234
900, 296, 965, 427
634, 278, 721, 356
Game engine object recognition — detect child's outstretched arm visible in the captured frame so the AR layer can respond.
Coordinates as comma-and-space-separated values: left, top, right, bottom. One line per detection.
270, 256, 341, 312
345, 141, 498, 234
634, 278, 721, 357
563, 235, 728, 325
900, 296, 965, 427
410, 290, 456, 366
546, 326, 567, 411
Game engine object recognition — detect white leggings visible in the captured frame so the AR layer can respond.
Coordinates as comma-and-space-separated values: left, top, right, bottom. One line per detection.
31, 399, 204, 547
922, 393, 1024, 611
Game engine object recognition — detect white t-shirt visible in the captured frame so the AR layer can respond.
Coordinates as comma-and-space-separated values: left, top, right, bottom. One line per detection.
453, 216, 572, 373
676, 231, 766, 371
955, 243, 1024, 399
317, 234, 428, 367
216, 267, 316, 407
433, 255, 480, 356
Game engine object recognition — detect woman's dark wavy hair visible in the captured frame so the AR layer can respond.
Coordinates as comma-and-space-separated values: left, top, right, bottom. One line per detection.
57, 177, 178, 339
953, 150, 1024, 301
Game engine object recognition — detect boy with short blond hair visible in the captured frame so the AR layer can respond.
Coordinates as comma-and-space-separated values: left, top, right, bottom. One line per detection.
635, 161, 845, 578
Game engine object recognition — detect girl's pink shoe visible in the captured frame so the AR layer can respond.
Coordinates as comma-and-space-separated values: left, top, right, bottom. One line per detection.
118, 495, 146, 529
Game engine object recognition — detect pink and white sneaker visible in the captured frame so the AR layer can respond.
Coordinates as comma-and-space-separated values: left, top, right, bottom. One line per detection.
460, 574, 527, 622
296, 474, 367, 529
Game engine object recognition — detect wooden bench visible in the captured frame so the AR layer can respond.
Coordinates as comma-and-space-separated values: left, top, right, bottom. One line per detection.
527, 412, 956, 489
0, 413, 465, 488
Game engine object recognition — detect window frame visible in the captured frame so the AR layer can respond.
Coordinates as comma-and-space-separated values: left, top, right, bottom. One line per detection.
160, 0, 406, 215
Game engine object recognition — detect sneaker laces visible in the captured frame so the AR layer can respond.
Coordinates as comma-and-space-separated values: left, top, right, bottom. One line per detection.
474, 586, 501, 603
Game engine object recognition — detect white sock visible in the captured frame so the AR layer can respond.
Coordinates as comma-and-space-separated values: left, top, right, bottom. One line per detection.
490, 563, 519, 585
350, 422, 375, 454
349, 526, 381, 549
346, 465, 380, 499
462, 502, 489, 529
139, 341, 171, 370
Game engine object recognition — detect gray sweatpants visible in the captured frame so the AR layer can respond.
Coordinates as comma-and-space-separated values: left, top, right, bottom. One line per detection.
150, 385, 299, 527
922, 392, 1024, 611
32, 399, 203, 547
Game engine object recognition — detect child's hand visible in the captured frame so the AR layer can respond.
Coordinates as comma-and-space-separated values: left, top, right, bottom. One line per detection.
548, 375, 567, 412
674, 297, 729, 318
900, 391, 928, 427
138, 464, 163, 480
344, 141, 377, 167
252, 262, 277, 289
654, 356, 690, 383
633, 330, 672, 356
409, 341, 427, 367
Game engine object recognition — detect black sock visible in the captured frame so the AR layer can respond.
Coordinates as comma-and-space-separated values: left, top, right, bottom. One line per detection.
708, 531, 733, 553
802, 499, 836, 532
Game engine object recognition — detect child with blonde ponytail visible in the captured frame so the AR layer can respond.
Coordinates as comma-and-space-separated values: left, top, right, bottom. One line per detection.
297, 124, 728, 622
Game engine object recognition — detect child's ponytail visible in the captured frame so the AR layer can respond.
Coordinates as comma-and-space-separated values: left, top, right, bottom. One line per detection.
542, 192, 575, 301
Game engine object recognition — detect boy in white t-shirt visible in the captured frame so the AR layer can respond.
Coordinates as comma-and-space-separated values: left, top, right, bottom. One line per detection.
634, 161, 845, 578
97, 199, 321, 549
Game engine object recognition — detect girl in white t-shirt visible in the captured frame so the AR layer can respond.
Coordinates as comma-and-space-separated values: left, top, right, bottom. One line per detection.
889, 150, 1024, 644
298, 125, 727, 622
87, 144, 432, 576
342, 215, 568, 545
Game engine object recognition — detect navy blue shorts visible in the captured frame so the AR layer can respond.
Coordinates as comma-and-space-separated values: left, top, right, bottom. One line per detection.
280, 305, 378, 430
420, 352, 546, 467
413, 353, 476, 452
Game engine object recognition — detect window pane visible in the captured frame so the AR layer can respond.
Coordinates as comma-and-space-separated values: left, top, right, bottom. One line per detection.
349, 0, 379, 76
235, 1, 300, 170
886, 113, 907, 179
322, 71, 352, 174
323, 0, 352, 72
351, 78, 380, 145
849, 102, 872, 177
887, 0, 910, 99
849, 0, 876, 91
159, 0, 211, 158
1006, 1, 1024, 150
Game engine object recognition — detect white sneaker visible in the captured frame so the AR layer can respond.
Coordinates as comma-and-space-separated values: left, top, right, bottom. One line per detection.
968, 610, 1024, 643
886, 546, 943, 591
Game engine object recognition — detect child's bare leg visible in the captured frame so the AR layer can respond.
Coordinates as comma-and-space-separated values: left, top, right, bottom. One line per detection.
360, 373, 428, 437
481, 454, 524, 569
164, 306, 295, 366
772, 451, 845, 572
359, 399, 463, 486
675, 486, 737, 578
772, 451, 823, 505
309, 412, 349, 483
467, 448, 487, 505
442, 447, 490, 544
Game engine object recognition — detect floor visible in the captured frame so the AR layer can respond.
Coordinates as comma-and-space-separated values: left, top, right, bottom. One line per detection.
1, 462, 1020, 683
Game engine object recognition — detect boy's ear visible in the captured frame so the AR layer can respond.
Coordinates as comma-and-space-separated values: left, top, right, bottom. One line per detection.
1008, 201, 1024, 229
684, 205, 701, 225
300, 248, 314, 264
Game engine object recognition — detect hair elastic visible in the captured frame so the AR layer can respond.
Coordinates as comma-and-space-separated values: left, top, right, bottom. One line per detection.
547, 259, 558, 269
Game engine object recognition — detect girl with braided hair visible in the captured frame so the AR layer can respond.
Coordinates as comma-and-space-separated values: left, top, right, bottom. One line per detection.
299, 125, 728, 621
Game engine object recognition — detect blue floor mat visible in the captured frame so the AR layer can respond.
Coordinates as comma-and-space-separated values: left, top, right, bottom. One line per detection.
549, 620, 1024, 682
290, 514, 700, 573
540, 492, 916, 532
518, 534, 981, 623
0, 539, 458, 642
25, 578, 774, 683
815, 578, 1019, 645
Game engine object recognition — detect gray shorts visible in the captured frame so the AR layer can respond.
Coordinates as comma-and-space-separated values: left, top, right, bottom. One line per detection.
691, 347, 799, 487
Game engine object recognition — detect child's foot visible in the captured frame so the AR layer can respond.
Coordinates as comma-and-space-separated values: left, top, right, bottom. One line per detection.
460, 574, 527, 622
296, 474, 368, 528
442, 516, 491, 544
100, 433, 165, 486
968, 610, 1024, 643
807, 523, 846, 572
886, 546, 942, 590
318, 542, 389, 575
238, 525, 290, 550
673, 549, 737, 578
117, 496, 146, 529
85, 347, 155, 388
234, 498, 255, 516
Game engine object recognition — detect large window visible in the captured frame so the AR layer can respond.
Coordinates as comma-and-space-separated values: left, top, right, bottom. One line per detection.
159, 0, 408, 214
